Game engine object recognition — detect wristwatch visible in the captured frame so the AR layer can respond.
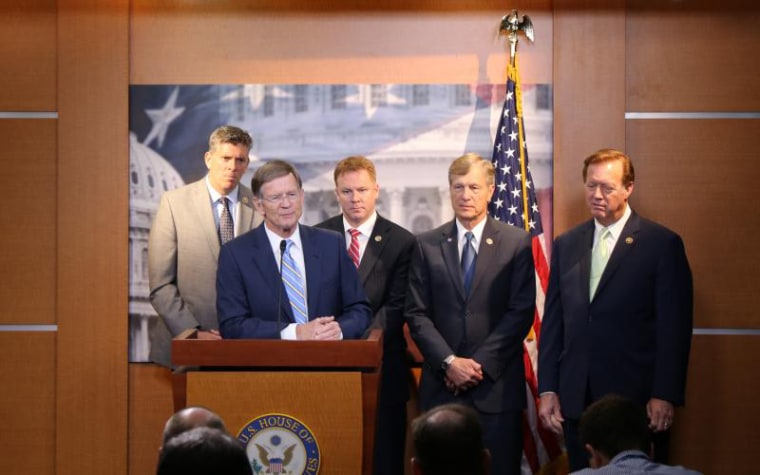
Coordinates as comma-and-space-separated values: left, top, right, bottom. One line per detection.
441, 355, 455, 372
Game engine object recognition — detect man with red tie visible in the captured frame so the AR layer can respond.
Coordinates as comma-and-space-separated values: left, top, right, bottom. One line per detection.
317, 156, 415, 475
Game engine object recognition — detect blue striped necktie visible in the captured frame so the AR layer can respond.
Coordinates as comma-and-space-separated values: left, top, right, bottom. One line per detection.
281, 239, 308, 323
461, 231, 476, 294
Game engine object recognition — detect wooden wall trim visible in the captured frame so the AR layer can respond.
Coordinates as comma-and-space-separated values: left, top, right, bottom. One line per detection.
56, 1, 129, 473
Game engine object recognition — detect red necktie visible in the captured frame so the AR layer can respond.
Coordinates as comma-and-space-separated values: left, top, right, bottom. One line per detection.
348, 228, 361, 268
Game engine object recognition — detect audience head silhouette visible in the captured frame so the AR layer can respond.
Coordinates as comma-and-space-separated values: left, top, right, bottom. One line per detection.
157, 426, 252, 475
579, 394, 651, 467
162, 406, 228, 447
411, 403, 490, 475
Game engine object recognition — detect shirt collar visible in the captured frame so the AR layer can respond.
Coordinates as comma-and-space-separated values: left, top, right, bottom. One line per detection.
456, 217, 487, 248
263, 223, 302, 254
205, 175, 239, 206
608, 449, 650, 464
343, 211, 377, 237
595, 204, 632, 241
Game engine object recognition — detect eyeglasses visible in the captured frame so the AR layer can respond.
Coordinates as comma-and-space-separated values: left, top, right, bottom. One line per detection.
261, 191, 301, 204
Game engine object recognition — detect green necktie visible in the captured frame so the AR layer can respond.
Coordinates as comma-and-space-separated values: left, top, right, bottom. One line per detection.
590, 228, 611, 300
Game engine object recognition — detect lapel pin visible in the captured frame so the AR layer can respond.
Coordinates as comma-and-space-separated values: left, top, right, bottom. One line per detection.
625, 236, 634, 244
447, 237, 453, 243
375, 235, 382, 242
486, 238, 494, 245
242, 196, 249, 204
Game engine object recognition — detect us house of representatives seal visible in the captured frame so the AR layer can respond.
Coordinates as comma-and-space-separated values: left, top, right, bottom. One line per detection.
237, 413, 321, 475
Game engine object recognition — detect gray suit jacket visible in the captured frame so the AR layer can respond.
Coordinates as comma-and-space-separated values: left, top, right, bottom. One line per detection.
148, 178, 260, 367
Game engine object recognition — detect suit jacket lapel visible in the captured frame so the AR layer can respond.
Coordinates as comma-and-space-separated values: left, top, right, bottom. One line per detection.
596, 212, 641, 297
190, 180, 221, 259
469, 218, 499, 295
358, 215, 390, 285
235, 187, 255, 235
301, 226, 320, 320
580, 221, 595, 303
440, 222, 465, 299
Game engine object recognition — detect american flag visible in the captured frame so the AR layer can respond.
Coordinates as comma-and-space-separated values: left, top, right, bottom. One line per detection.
488, 61, 562, 473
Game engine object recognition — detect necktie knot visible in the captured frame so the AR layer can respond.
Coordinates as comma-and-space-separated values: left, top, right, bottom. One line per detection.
597, 228, 612, 260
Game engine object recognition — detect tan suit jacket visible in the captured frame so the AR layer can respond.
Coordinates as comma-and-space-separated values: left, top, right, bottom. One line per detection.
148, 178, 260, 366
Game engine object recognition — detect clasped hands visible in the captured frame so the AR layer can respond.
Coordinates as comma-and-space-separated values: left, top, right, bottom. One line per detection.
444, 357, 483, 396
295, 316, 342, 340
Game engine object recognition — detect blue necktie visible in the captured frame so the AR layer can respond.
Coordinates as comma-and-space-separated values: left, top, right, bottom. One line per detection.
461, 231, 476, 294
281, 240, 307, 323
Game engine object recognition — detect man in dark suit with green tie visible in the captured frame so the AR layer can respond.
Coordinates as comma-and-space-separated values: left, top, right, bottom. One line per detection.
538, 149, 693, 471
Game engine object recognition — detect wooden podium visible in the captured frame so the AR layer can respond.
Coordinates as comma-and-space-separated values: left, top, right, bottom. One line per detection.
171, 329, 383, 475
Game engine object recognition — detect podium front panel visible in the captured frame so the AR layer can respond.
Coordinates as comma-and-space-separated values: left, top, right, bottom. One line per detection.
186, 371, 363, 474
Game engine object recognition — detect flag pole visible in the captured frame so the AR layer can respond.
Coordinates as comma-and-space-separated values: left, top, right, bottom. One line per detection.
492, 12, 565, 473
498, 10, 535, 231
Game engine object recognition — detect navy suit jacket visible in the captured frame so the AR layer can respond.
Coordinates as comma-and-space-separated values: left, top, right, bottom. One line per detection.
538, 211, 693, 419
406, 217, 535, 413
317, 214, 415, 403
216, 224, 371, 339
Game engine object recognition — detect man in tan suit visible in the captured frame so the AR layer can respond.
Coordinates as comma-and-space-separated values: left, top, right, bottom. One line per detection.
148, 125, 261, 367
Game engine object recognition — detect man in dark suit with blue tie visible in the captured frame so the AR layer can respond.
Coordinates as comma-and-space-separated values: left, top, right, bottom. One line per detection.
406, 153, 536, 475
538, 149, 693, 471
216, 159, 371, 341
317, 156, 415, 475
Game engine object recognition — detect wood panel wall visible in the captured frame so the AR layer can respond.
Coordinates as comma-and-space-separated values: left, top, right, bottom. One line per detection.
553, 0, 626, 233
56, 1, 129, 474
0, 333, 56, 474
622, 6, 760, 468
0, 1, 757, 474
0, 1, 57, 110
0, 2, 58, 474
0, 120, 57, 323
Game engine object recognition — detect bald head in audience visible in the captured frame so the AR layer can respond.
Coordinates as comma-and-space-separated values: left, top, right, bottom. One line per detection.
161, 406, 228, 447
411, 403, 490, 475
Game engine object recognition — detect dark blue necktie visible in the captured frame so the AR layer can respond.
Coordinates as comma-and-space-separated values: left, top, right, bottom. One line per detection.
461, 231, 476, 294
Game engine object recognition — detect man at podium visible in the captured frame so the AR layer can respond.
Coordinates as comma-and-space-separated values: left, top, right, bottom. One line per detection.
216, 159, 371, 340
